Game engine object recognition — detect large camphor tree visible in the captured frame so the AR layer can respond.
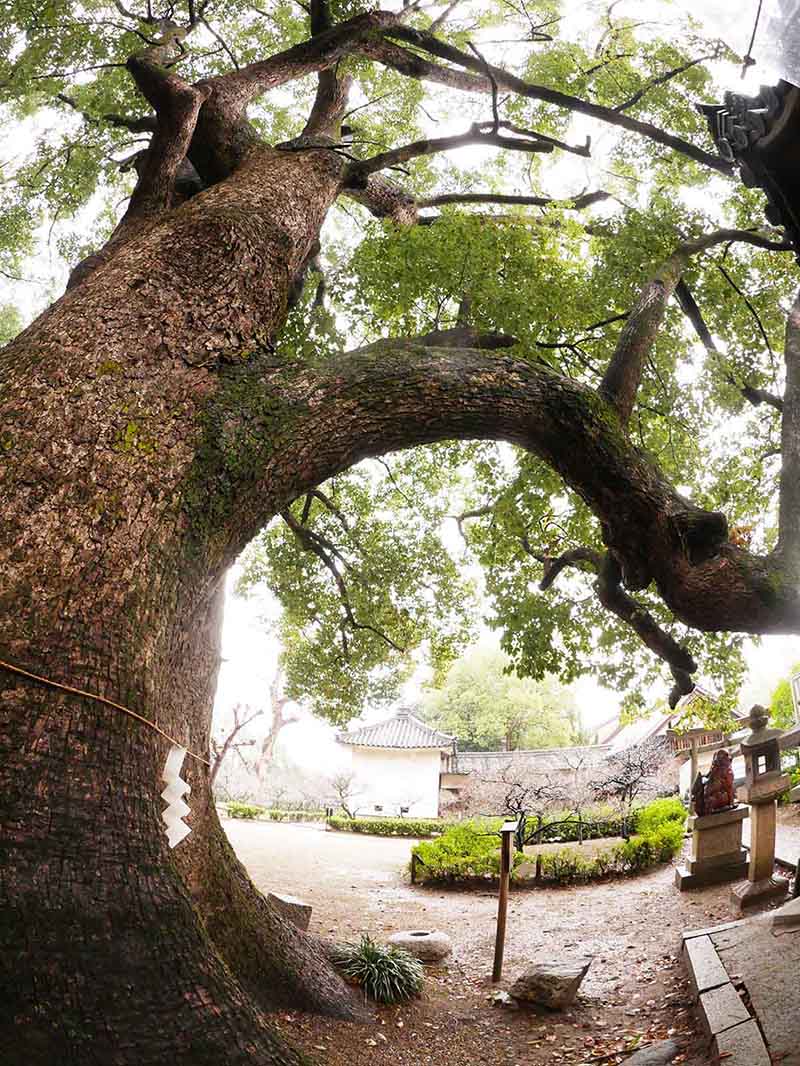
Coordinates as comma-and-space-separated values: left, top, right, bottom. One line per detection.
1, 0, 798, 1061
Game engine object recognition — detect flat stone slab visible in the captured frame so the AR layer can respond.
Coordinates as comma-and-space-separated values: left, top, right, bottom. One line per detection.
698, 982, 750, 1039
267, 891, 312, 931
387, 929, 452, 962
684, 934, 729, 995
622, 1039, 681, 1064
509, 957, 592, 1010
713, 1018, 771, 1066
690, 805, 748, 831
682, 918, 749, 941
772, 895, 800, 931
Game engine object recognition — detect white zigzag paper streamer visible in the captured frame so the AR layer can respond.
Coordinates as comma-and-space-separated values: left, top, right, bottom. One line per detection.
161, 744, 192, 848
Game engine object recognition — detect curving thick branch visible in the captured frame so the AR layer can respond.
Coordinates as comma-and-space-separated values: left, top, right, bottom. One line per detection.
244, 335, 800, 644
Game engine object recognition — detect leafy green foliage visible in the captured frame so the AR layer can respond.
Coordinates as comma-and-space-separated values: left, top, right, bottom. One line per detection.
225, 801, 265, 819
237, 445, 478, 722
420, 646, 582, 751
411, 798, 685, 884
633, 795, 687, 834
770, 665, 800, 729
330, 935, 424, 1004
411, 818, 521, 881
2, 0, 790, 721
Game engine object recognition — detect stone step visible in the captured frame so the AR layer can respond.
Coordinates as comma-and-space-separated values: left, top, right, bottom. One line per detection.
713, 1018, 771, 1065
682, 918, 772, 1066
683, 935, 729, 996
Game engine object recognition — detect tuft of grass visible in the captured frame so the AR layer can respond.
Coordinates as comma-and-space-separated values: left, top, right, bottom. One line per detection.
330, 935, 424, 1004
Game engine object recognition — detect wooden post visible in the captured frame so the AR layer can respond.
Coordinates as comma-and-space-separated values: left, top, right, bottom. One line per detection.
690, 736, 699, 791
492, 820, 516, 983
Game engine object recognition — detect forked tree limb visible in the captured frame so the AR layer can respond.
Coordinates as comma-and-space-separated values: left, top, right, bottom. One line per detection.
125, 54, 210, 220
599, 229, 793, 425
675, 279, 784, 411
523, 540, 696, 706
372, 26, 735, 174
345, 126, 554, 182
207, 9, 410, 109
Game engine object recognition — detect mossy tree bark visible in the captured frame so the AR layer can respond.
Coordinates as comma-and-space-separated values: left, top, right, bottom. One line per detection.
2, 9, 800, 1066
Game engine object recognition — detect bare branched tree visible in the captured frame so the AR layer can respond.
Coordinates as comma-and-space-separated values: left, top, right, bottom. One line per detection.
329, 771, 363, 818
210, 702, 263, 790
590, 739, 668, 838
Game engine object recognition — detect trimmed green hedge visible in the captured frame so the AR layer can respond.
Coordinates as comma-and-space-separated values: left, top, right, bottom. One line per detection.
263, 809, 326, 822
226, 802, 265, 819
411, 799, 687, 886
225, 803, 326, 822
327, 815, 445, 837
412, 820, 524, 879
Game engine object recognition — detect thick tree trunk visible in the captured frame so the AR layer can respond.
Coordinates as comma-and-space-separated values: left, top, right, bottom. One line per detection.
0, 143, 367, 1065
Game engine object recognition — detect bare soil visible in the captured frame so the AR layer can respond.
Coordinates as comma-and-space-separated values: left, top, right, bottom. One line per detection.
223, 819, 748, 1065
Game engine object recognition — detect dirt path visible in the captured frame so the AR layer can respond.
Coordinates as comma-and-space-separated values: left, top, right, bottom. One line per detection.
224, 819, 743, 1065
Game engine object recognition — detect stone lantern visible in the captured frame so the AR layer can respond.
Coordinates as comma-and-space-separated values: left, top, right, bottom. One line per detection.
731, 705, 791, 911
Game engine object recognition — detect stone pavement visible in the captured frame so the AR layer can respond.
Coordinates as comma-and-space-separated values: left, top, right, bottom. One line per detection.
683, 910, 800, 1065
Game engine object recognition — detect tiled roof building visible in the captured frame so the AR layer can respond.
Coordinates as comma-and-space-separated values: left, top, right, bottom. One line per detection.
337, 708, 456, 752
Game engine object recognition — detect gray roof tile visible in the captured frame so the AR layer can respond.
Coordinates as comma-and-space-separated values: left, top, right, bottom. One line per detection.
337, 709, 455, 750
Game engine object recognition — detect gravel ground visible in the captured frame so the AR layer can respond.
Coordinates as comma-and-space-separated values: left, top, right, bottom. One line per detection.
223, 819, 751, 1065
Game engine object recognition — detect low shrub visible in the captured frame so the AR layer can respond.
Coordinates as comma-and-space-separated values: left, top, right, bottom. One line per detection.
634, 796, 687, 834
226, 801, 265, 819
264, 809, 325, 822
412, 819, 523, 882
411, 798, 687, 886
330, 935, 424, 1004
539, 848, 596, 885
327, 815, 444, 837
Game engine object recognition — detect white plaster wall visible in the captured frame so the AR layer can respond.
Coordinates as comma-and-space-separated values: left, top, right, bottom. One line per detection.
349, 747, 442, 818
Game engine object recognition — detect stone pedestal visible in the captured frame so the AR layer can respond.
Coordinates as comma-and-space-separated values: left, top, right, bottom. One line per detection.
675, 805, 749, 890
731, 875, 789, 910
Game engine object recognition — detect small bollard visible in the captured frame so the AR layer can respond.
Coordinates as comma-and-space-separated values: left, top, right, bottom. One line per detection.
492, 820, 518, 983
